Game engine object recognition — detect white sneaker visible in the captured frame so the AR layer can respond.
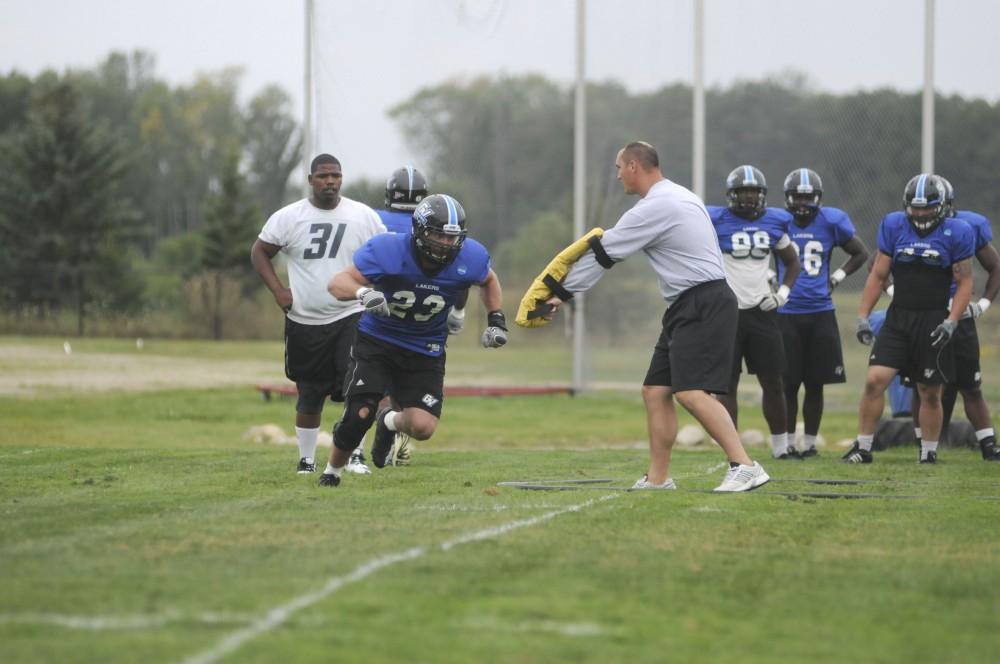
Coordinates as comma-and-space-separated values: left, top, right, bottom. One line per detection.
631, 474, 677, 490
713, 461, 770, 492
393, 433, 412, 466
345, 451, 371, 475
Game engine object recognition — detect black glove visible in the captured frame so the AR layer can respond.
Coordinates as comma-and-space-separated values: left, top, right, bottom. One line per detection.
930, 319, 957, 349
482, 310, 508, 348
856, 317, 874, 346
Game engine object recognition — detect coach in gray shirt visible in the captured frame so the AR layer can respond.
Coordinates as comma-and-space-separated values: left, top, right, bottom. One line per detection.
547, 141, 770, 492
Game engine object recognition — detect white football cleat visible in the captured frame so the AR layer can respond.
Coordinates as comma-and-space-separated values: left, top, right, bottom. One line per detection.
345, 451, 371, 475
631, 474, 676, 490
713, 461, 770, 492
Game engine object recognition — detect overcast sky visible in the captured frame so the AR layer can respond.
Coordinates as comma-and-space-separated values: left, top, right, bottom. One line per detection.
3, 0, 998, 182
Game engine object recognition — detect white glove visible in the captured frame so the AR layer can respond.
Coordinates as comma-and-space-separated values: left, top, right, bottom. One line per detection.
964, 298, 991, 319
446, 307, 465, 334
759, 285, 790, 312
356, 286, 389, 317
829, 268, 847, 291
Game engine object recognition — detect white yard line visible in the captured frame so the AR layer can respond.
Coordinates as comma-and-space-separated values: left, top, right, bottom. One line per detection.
180, 493, 619, 664
0, 611, 255, 630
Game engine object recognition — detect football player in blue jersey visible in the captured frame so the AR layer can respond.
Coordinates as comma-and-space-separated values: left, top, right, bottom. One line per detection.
846, 174, 976, 464
381, 165, 470, 338
317, 194, 507, 486
776, 168, 869, 457
905, 177, 1000, 460
709, 165, 802, 460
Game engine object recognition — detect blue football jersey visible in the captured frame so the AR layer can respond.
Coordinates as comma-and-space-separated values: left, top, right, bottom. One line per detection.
354, 233, 491, 356
777, 207, 856, 314
708, 206, 792, 257
376, 209, 413, 235
877, 211, 975, 310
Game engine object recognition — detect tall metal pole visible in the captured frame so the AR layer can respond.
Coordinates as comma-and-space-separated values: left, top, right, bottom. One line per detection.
692, 0, 705, 199
922, 0, 935, 174
573, 0, 588, 393
303, 0, 314, 186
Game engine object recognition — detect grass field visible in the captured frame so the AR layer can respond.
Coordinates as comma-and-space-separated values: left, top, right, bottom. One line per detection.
2, 332, 1000, 663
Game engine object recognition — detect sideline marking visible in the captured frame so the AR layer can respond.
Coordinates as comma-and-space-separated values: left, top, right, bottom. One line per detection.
0, 612, 254, 630
180, 494, 618, 664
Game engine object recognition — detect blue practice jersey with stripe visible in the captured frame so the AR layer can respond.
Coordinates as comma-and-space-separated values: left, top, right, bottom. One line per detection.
708, 206, 792, 255
877, 211, 975, 310
947, 209, 993, 297
354, 233, 491, 356
377, 209, 413, 235
777, 207, 856, 314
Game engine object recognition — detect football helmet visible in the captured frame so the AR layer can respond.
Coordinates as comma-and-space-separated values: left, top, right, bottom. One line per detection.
903, 174, 946, 236
783, 168, 823, 223
412, 194, 467, 266
385, 165, 429, 211
726, 165, 767, 219
937, 175, 955, 218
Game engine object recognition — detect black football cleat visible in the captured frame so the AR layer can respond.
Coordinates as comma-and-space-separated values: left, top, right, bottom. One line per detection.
318, 472, 341, 487
297, 457, 316, 474
980, 437, 1000, 461
841, 442, 873, 464
370, 407, 396, 469
919, 450, 937, 464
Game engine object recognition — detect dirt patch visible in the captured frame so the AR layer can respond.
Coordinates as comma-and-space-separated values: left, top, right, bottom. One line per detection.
0, 345, 287, 397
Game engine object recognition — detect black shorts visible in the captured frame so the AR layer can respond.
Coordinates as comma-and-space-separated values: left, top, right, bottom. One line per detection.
343, 331, 446, 417
949, 317, 981, 389
730, 306, 786, 382
778, 310, 846, 386
644, 279, 737, 394
870, 307, 953, 385
284, 313, 361, 402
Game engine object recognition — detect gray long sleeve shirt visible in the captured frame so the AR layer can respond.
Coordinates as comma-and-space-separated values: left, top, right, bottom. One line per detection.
562, 178, 726, 304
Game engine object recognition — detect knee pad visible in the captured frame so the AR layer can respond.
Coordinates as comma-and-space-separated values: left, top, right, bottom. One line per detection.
296, 381, 329, 415
333, 394, 379, 452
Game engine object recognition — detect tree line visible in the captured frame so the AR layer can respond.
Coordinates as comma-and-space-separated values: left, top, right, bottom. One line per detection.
2, 55, 997, 339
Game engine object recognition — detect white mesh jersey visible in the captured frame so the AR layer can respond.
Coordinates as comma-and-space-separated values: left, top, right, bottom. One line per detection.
258, 196, 387, 325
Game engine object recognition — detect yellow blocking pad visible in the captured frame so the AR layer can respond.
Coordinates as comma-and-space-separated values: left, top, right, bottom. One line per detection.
515, 227, 604, 328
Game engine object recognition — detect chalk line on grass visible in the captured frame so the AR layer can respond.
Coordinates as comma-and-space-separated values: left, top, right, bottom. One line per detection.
180, 493, 618, 664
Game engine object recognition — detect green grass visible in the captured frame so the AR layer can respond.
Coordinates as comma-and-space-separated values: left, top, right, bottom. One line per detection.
3, 333, 1000, 663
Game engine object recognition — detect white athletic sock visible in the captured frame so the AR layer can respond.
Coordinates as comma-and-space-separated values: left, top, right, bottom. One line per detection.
296, 426, 319, 461
975, 428, 995, 442
857, 434, 874, 452
914, 427, 923, 441
771, 433, 789, 456
802, 434, 817, 451
921, 440, 938, 460
384, 410, 400, 432
323, 463, 343, 477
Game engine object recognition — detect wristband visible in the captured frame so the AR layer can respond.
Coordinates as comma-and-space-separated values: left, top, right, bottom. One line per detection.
487, 310, 507, 330
831, 268, 847, 283
356, 286, 371, 300
776, 284, 790, 300
451, 307, 466, 318
885, 284, 894, 298
979, 298, 991, 314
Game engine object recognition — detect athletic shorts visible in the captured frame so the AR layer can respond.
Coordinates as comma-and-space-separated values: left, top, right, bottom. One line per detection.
343, 331, 446, 418
284, 313, 361, 402
730, 306, 786, 382
870, 307, 953, 386
949, 317, 981, 389
644, 279, 737, 394
778, 310, 846, 386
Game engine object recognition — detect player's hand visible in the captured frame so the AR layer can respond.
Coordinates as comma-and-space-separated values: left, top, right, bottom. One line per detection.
481, 310, 508, 348
964, 298, 991, 320
856, 317, 874, 346
828, 268, 847, 291
759, 285, 790, 312
930, 319, 957, 348
356, 287, 389, 317
446, 306, 466, 334
273, 287, 293, 314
